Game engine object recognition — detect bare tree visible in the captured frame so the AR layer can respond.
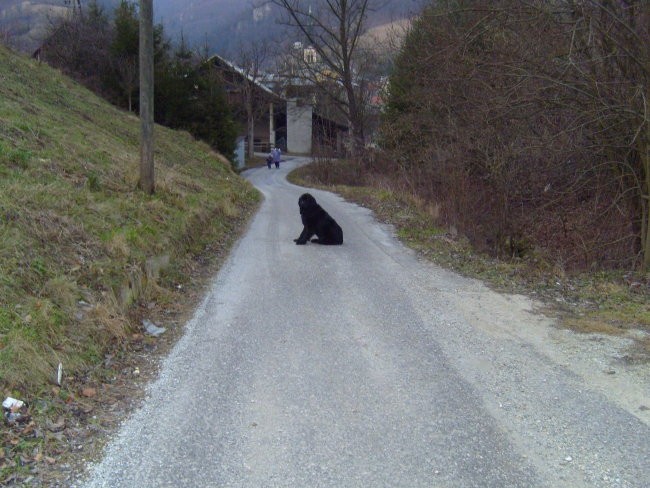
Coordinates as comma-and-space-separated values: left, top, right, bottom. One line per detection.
234, 41, 274, 160
538, 0, 650, 271
269, 0, 378, 155
115, 55, 138, 112
41, 3, 111, 93
378, 0, 650, 270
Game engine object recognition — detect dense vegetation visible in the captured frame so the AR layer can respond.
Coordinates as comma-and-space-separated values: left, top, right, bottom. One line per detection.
40, 0, 238, 159
376, 0, 649, 273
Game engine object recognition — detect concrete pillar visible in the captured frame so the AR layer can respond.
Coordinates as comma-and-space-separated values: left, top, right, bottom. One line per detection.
269, 102, 276, 147
286, 98, 312, 154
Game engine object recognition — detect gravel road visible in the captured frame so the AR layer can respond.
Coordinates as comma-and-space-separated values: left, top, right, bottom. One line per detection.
80, 157, 650, 487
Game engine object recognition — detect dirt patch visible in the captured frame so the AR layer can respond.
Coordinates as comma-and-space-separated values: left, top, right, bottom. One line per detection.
444, 285, 650, 425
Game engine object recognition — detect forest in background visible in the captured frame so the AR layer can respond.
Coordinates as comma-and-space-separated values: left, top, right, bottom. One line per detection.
372, 0, 649, 273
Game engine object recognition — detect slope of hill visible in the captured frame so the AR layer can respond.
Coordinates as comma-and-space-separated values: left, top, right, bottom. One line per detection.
0, 44, 259, 395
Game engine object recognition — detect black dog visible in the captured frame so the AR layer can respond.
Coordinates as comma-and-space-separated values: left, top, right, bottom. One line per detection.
294, 193, 343, 245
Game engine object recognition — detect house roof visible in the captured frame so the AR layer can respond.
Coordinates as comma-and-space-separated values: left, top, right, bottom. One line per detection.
208, 53, 283, 101
208, 53, 349, 132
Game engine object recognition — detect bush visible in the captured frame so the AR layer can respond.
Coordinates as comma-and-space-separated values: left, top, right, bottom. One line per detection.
379, 0, 650, 271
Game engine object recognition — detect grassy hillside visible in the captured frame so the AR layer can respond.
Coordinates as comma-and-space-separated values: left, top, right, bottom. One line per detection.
0, 44, 259, 394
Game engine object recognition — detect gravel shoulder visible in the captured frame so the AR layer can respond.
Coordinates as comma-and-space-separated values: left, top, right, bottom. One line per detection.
448, 285, 649, 425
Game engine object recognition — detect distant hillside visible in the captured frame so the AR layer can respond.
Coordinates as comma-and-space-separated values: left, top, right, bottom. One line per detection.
1, 0, 426, 56
0, 0, 119, 52
360, 18, 412, 56
0, 44, 258, 390
156, 0, 427, 56
0, 0, 68, 52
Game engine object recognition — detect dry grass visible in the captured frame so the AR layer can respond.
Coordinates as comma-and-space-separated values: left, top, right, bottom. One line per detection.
288, 158, 650, 347
561, 317, 628, 336
0, 43, 261, 483
0, 44, 260, 392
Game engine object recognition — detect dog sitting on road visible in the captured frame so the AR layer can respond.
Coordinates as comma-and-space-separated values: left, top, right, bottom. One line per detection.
294, 193, 343, 245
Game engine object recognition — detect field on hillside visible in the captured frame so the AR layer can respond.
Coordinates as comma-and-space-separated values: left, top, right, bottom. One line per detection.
0, 44, 259, 394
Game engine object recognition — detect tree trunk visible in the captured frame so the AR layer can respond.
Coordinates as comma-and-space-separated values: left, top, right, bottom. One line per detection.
247, 111, 255, 160
642, 134, 650, 273
344, 78, 365, 156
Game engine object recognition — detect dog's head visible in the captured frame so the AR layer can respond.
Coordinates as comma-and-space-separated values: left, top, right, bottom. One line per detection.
298, 193, 317, 213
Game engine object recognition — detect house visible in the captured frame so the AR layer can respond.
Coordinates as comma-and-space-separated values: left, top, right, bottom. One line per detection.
208, 53, 348, 159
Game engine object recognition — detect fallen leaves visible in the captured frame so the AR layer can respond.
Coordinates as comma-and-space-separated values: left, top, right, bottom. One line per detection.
46, 417, 66, 433
81, 387, 97, 398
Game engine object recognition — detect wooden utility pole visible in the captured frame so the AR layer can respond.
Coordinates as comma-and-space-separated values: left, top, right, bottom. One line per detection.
139, 0, 154, 194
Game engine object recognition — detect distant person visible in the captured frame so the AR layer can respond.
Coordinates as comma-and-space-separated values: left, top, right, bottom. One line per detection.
266, 152, 273, 169
273, 147, 281, 168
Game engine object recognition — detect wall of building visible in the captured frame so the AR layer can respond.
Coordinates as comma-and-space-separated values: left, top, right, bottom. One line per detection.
286, 98, 313, 154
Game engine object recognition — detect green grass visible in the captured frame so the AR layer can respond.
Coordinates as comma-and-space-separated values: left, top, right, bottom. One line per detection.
0, 44, 260, 392
0, 45, 261, 480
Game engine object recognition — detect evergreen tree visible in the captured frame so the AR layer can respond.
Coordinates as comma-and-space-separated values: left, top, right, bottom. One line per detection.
43, 0, 237, 160
156, 46, 238, 159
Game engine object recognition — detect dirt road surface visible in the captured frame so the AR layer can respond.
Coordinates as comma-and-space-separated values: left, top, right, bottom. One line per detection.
79, 157, 650, 487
